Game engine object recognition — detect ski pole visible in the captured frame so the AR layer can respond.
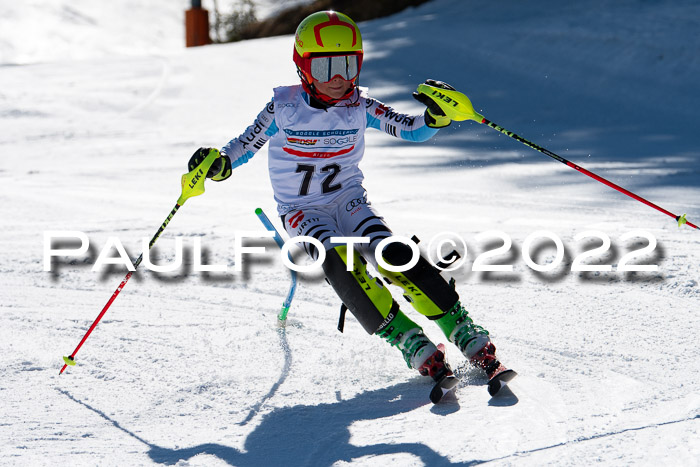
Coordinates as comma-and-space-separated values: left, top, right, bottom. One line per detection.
59, 149, 221, 375
255, 207, 297, 325
416, 83, 698, 230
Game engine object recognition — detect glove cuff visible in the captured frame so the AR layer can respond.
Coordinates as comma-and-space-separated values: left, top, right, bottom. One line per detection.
211, 155, 232, 181
425, 110, 451, 129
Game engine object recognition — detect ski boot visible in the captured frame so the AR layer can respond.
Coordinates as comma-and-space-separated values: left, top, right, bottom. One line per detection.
399, 330, 459, 403
394, 328, 451, 380
437, 302, 517, 396
419, 342, 460, 403
377, 312, 458, 403
416, 341, 453, 381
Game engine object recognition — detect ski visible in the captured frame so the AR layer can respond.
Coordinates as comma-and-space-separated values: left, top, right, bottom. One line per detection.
430, 366, 517, 402
430, 373, 460, 404
427, 343, 460, 404
472, 342, 518, 397
427, 342, 517, 403
487, 365, 517, 397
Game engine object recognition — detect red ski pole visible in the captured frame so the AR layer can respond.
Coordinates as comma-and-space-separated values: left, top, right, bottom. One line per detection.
416, 81, 698, 230
478, 118, 698, 230
59, 149, 221, 375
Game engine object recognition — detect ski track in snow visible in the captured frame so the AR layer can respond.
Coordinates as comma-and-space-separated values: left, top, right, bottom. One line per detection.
1, 1, 699, 465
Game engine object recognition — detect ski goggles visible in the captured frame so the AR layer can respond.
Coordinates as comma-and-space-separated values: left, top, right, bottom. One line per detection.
308, 53, 361, 83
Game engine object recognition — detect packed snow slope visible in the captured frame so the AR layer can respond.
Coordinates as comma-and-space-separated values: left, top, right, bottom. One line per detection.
1, 0, 698, 465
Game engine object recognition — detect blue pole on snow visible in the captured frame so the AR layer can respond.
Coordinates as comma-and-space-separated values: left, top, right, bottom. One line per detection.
255, 208, 297, 324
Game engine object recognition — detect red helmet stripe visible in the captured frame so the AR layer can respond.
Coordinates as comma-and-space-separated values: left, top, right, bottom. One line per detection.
313, 12, 357, 47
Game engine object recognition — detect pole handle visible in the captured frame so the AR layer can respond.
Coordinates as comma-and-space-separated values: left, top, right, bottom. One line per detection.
177, 148, 220, 205
415, 83, 484, 123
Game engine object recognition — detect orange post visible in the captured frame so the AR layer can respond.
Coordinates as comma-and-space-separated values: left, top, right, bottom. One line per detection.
185, 7, 210, 47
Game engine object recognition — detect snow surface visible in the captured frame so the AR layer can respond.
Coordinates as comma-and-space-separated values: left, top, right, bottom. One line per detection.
1, 0, 699, 465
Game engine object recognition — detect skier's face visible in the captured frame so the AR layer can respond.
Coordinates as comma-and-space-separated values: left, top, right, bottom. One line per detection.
314, 76, 352, 100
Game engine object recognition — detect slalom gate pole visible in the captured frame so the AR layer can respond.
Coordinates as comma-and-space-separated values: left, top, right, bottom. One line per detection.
416, 83, 698, 230
255, 207, 297, 325
59, 149, 221, 375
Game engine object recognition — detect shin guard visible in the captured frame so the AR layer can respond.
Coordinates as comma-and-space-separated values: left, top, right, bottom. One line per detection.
323, 245, 397, 334
378, 241, 459, 319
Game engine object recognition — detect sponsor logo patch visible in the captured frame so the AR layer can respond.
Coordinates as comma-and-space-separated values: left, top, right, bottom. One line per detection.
288, 211, 304, 228
287, 137, 318, 146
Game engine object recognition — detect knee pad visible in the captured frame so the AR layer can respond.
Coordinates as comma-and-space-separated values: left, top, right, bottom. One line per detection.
323, 245, 397, 334
379, 241, 458, 318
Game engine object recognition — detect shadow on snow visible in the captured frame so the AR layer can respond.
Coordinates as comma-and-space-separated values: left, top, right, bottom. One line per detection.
57, 381, 482, 466
56, 327, 478, 465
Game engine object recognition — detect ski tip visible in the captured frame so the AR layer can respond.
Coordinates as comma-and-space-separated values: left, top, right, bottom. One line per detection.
487, 369, 517, 397
63, 355, 76, 366
255, 207, 263, 215
430, 375, 459, 404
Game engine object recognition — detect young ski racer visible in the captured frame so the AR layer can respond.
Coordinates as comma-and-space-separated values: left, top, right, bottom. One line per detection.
188, 10, 515, 401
